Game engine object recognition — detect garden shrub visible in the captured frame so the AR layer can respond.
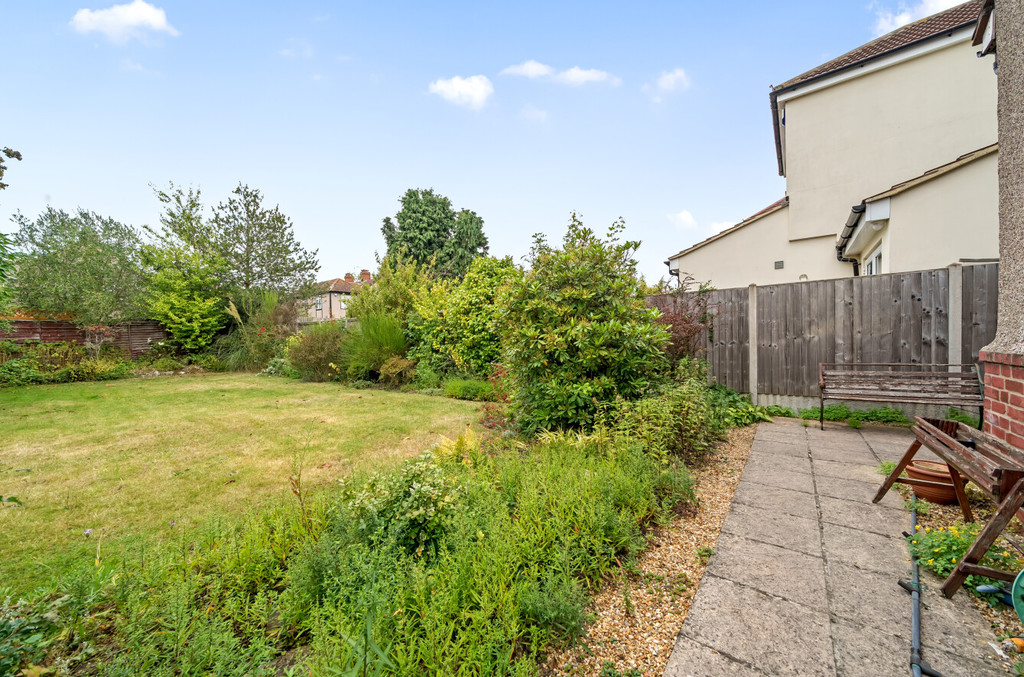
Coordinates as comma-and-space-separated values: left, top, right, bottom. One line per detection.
945, 407, 981, 430
54, 358, 132, 382
345, 252, 432, 324
0, 359, 47, 387
410, 256, 522, 377
764, 404, 797, 418
707, 385, 773, 427
800, 404, 910, 427
499, 215, 669, 434
217, 291, 296, 371
341, 314, 408, 381
443, 376, 496, 401
286, 321, 349, 381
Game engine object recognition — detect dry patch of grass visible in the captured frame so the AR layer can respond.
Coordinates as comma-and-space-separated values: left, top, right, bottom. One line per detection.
0, 373, 482, 594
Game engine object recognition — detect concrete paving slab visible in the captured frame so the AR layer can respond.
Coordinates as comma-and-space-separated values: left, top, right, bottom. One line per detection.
663, 636, 767, 676
721, 501, 823, 556
740, 465, 816, 494
817, 495, 908, 536
832, 619, 1005, 677
815, 475, 903, 508
681, 575, 836, 677
826, 561, 910, 632
808, 445, 880, 465
813, 458, 886, 483
751, 440, 811, 458
744, 451, 812, 475
730, 481, 820, 519
821, 522, 910, 574
706, 531, 826, 610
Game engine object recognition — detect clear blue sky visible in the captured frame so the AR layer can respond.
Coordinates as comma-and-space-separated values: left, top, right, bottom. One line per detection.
0, 1, 960, 282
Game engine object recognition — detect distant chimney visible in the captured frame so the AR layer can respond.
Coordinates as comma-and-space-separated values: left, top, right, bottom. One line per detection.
344, 273, 355, 282
360, 269, 372, 282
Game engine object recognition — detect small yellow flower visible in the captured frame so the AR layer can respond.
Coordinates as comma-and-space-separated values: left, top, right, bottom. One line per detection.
912, 540, 917, 544
952, 558, 957, 563
928, 559, 934, 565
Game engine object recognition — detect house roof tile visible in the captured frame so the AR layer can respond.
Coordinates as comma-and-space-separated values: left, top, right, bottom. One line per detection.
776, 0, 982, 91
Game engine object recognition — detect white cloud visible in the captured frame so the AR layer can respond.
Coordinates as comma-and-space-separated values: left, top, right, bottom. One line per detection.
669, 210, 698, 229
278, 40, 314, 59
501, 60, 553, 78
70, 0, 179, 43
872, 0, 960, 36
429, 75, 494, 110
643, 67, 691, 102
709, 220, 736, 234
521, 104, 548, 124
656, 68, 691, 92
120, 58, 144, 72
554, 66, 622, 86
501, 60, 621, 86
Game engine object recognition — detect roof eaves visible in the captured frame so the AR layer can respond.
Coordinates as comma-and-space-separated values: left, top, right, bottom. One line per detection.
668, 197, 789, 260
864, 143, 998, 202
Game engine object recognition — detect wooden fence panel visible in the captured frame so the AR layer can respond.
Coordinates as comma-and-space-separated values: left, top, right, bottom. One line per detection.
680, 263, 997, 399
0, 320, 167, 357
962, 263, 999, 363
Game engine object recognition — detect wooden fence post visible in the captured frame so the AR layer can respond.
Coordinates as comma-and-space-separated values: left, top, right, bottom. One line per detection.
748, 283, 758, 404
948, 263, 963, 368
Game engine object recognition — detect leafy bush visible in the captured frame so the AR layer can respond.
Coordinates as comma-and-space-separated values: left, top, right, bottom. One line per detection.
764, 404, 797, 418
144, 246, 228, 352
607, 377, 726, 464
410, 256, 522, 377
800, 404, 910, 428
0, 359, 47, 387
345, 252, 432, 324
519, 574, 592, 648
443, 376, 496, 401
341, 314, 408, 381
145, 356, 185, 371
189, 352, 227, 372
54, 358, 132, 382
287, 321, 349, 382
647, 274, 714, 366
345, 455, 462, 558
707, 385, 773, 427
908, 523, 1023, 597
945, 407, 981, 430
261, 356, 299, 378
499, 215, 669, 434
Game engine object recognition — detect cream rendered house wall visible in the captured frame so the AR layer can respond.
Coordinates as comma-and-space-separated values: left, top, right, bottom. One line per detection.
886, 152, 999, 271
669, 206, 851, 288
781, 32, 997, 242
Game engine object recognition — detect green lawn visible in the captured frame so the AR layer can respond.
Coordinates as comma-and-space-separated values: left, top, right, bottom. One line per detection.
0, 373, 482, 594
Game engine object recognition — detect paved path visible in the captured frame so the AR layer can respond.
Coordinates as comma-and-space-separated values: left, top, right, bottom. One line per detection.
665, 418, 1008, 676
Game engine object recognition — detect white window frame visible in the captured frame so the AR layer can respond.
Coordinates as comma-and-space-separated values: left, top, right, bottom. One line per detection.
863, 244, 883, 276
316, 295, 323, 311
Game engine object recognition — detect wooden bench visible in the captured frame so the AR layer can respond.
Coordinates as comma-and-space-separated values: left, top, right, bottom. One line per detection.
818, 363, 983, 430
874, 417, 1024, 597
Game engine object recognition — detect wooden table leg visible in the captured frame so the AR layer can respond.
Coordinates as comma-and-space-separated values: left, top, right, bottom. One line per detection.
947, 465, 974, 522
942, 478, 1024, 598
873, 440, 922, 504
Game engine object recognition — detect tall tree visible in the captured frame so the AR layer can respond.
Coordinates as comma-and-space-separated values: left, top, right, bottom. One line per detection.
143, 184, 228, 351
0, 147, 22, 191
209, 184, 320, 298
12, 207, 147, 334
381, 188, 488, 278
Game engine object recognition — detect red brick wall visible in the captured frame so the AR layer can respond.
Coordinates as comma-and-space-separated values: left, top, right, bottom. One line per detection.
981, 350, 1024, 449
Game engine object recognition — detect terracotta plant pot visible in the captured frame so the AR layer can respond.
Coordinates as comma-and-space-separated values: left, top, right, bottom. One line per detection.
905, 460, 958, 504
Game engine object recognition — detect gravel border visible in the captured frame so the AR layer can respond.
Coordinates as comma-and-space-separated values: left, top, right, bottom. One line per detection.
544, 426, 755, 676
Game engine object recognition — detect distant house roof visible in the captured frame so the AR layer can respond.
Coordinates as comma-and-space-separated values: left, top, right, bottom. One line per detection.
668, 197, 789, 261
319, 278, 361, 294
770, 0, 982, 175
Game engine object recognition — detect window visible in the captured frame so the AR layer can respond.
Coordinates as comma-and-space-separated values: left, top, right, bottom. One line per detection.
315, 296, 323, 311
863, 246, 882, 276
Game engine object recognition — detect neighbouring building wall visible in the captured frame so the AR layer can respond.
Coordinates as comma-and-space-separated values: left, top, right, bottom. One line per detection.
782, 34, 998, 242
887, 152, 1000, 272
669, 206, 851, 288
